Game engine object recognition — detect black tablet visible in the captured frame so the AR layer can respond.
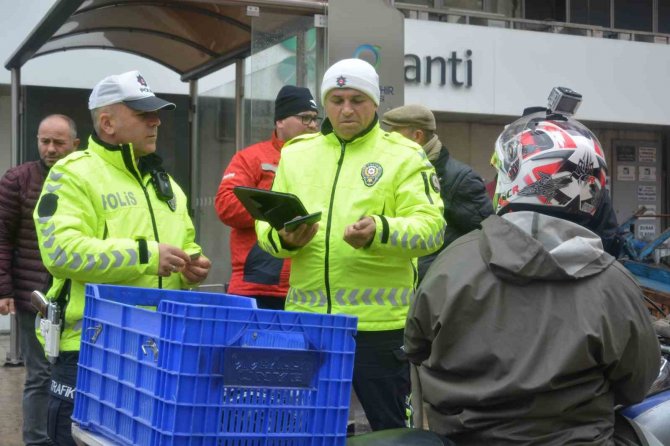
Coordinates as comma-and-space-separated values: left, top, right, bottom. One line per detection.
284, 212, 322, 232
233, 186, 315, 230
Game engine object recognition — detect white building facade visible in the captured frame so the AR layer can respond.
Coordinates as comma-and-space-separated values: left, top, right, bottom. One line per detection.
400, 15, 669, 241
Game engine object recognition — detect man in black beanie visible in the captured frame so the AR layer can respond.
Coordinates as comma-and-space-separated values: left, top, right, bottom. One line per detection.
215, 85, 319, 309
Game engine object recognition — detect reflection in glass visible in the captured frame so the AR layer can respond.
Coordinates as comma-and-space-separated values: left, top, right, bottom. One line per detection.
614, 0, 652, 32
525, 0, 566, 22
659, 1, 670, 33
570, 0, 610, 27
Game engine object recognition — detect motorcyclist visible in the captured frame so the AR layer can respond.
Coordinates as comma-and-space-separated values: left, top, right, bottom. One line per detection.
404, 108, 661, 445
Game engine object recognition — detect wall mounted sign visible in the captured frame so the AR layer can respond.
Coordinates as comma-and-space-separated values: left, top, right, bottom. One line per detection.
639, 166, 656, 182
637, 185, 657, 202
616, 145, 636, 162
638, 147, 657, 163
617, 165, 635, 181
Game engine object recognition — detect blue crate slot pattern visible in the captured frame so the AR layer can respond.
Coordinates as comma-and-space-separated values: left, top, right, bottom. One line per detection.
73, 284, 357, 446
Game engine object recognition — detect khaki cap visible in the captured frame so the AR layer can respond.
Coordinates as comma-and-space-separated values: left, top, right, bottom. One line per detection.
382, 104, 436, 131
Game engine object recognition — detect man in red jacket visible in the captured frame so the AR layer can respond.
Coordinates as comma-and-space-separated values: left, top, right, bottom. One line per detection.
215, 86, 319, 309
0, 114, 79, 446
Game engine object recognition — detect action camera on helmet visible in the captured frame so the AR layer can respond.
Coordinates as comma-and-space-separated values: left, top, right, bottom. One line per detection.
547, 87, 582, 116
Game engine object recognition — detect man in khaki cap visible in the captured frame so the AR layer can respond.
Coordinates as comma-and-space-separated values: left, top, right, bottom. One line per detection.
382, 104, 493, 282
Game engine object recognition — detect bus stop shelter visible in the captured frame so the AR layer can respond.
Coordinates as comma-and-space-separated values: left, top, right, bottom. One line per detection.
5, 0, 328, 186
3, 0, 404, 363
3, 0, 330, 365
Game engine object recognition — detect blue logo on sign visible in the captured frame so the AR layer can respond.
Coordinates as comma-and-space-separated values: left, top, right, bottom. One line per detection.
353, 44, 381, 68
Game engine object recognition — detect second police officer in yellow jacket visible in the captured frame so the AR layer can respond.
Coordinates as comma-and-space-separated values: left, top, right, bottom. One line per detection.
256, 59, 445, 431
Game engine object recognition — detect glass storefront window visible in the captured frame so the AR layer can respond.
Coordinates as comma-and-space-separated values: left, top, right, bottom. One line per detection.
443, 0, 484, 9
570, 0, 610, 27
404, 0, 663, 33
408, 0, 520, 16
485, 0, 523, 17
659, 1, 670, 33
614, 0, 652, 31
400, 0, 434, 6
525, 0, 566, 22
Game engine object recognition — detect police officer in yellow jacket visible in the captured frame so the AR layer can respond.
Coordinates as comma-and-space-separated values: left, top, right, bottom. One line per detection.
256, 59, 445, 431
34, 70, 211, 446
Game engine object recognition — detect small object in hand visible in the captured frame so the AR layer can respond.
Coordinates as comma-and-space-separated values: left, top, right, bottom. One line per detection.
284, 212, 322, 233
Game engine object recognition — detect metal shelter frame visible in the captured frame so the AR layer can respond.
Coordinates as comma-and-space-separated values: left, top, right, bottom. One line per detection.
3, 0, 327, 364
5, 0, 326, 181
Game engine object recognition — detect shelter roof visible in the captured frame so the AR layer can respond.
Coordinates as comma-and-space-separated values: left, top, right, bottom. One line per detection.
5, 0, 326, 81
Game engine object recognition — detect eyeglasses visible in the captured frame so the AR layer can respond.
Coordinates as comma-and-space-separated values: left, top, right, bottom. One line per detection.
292, 115, 323, 125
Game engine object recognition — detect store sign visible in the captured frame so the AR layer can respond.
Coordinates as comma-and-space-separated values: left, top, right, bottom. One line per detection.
404, 51, 473, 87
404, 19, 670, 124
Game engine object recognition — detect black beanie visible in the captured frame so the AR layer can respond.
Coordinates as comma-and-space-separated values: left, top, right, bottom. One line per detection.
274, 85, 318, 122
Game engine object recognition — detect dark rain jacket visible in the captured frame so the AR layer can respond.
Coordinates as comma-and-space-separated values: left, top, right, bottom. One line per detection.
405, 211, 660, 446
418, 146, 493, 282
0, 161, 51, 312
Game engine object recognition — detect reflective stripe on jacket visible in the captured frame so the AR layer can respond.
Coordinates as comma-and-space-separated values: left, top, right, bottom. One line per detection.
34, 135, 201, 352
256, 121, 445, 331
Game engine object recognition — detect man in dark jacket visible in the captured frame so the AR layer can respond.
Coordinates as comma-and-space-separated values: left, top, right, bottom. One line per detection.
405, 110, 660, 445
0, 114, 79, 445
382, 105, 493, 282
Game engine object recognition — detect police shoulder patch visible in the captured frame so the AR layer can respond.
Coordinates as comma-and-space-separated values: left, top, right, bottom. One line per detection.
361, 162, 383, 187
37, 193, 59, 218
430, 173, 441, 193
58, 150, 90, 165
290, 132, 321, 142
384, 131, 422, 150
283, 131, 321, 149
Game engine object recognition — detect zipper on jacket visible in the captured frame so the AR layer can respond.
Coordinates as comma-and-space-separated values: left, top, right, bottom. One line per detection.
121, 145, 163, 289
324, 141, 347, 314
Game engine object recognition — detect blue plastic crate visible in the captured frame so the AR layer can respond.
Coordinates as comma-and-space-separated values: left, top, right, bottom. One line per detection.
72, 284, 357, 446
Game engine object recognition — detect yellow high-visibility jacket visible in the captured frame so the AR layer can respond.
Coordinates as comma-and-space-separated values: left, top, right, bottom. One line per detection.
256, 120, 445, 331
34, 135, 200, 352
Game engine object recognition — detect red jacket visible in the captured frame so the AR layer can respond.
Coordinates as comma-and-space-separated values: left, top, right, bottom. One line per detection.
0, 161, 52, 312
215, 132, 290, 298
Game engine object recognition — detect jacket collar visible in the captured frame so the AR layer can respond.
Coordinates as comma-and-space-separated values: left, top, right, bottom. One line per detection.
321, 114, 380, 145
88, 133, 142, 179
434, 145, 450, 166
